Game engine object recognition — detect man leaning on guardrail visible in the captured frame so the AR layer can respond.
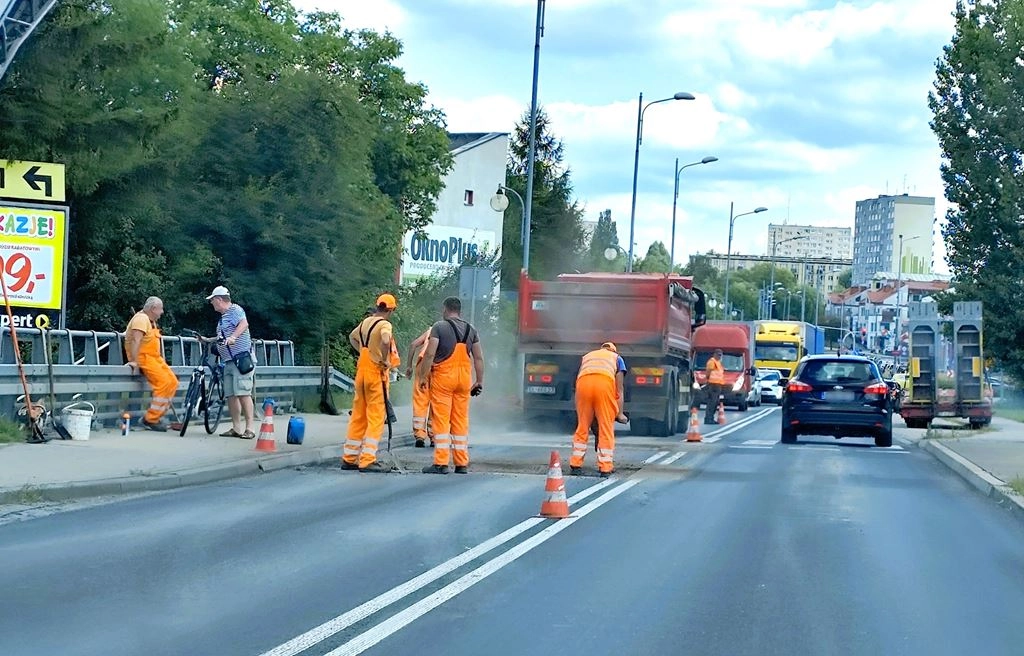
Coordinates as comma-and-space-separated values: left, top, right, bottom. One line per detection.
124, 296, 178, 431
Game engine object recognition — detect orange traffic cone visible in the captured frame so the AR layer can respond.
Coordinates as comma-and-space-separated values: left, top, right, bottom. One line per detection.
539, 451, 570, 518
686, 407, 702, 442
717, 400, 727, 425
255, 402, 277, 452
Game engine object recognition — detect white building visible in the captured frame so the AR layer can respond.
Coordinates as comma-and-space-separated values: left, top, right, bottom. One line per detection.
852, 194, 935, 286
399, 132, 508, 284
767, 224, 852, 260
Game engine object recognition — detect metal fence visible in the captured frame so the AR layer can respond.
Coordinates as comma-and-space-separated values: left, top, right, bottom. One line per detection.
0, 328, 355, 424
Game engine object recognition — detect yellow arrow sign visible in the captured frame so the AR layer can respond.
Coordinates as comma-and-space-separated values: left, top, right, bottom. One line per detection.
0, 160, 66, 203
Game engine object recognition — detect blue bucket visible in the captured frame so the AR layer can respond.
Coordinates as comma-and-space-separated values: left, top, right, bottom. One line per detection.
286, 416, 305, 445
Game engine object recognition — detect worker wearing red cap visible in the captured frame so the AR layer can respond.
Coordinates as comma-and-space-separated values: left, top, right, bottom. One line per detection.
570, 341, 627, 478
343, 293, 398, 473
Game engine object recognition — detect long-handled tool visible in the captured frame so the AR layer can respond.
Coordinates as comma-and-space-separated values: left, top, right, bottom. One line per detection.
382, 376, 405, 473
0, 273, 46, 443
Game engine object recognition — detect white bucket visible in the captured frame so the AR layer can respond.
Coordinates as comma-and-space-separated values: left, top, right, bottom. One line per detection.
61, 402, 95, 441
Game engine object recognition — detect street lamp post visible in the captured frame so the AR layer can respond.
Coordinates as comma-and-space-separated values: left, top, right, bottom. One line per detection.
723, 205, 767, 311
670, 156, 718, 272
490, 185, 527, 272
768, 233, 808, 320
627, 90, 696, 273
521, 0, 546, 278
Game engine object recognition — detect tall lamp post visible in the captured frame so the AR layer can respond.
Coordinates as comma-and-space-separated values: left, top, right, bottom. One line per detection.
768, 233, 808, 319
723, 204, 768, 311
490, 185, 527, 272
521, 0, 547, 279
627, 90, 696, 272
895, 234, 921, 364
670, 156, 718, 271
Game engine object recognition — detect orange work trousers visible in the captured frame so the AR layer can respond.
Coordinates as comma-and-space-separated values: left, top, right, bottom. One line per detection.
571, 374, 617, 474
429, 344, 472, 467
412, 366, 431, 440
139, 354, 178, 424
344, 350, 389, 468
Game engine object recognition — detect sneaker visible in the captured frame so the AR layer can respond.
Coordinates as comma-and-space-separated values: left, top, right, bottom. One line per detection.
422, 464, 449, 475
454, 466, 468, 474
570, 466, 583, 476
429, 438, 436, 447
599, 470, 614, 478
341, 461, 358, 471
414, 439, 426, 448
142, 418, 168, 432
359, 462, 391, 473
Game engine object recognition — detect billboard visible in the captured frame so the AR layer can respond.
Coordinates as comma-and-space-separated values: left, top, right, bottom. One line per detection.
0, 202, 69, 329
401, 225, 497, 284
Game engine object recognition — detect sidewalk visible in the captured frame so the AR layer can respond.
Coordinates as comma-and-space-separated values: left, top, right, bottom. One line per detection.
898, 415, 1024, 519
0, 406, 418, 503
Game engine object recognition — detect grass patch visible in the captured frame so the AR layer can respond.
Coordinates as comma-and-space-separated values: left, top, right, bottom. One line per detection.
1008, 477, 1024, 497
11, 484, 43, 504
0, 417, 24, 444
996, 407, 1024, 424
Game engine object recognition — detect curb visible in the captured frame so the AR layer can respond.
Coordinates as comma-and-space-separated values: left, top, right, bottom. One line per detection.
920, 438, 1024, 519
0, 431, 415, 505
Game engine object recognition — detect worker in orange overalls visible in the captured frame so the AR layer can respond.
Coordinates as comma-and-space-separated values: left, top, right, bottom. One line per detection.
704, 348, 725, 425
417, 296, 484, 475
124, 296, 179, 431
570, 342, 628, 478
406, 327, 435, 448
342, 293, 398, 473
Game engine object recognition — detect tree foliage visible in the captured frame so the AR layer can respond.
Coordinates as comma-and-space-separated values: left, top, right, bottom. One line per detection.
635, 241, 671, 273
583, 209, 625, 272
929, 0, 1024, 379
0, 0, 451, 363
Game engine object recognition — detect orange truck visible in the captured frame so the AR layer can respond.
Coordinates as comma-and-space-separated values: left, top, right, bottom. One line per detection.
517, 272, 706, 437
692, 321, 756, 411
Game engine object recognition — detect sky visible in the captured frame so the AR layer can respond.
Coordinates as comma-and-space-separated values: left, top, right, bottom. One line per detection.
294, 0, 957, 272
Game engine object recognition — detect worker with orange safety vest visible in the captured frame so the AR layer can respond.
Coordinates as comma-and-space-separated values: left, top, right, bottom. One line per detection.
124, 296, 178, 431
342, 293, 399, 473
417, 296, 484, 475
405, 327, 435, 448
570, 342, 628, 478
704, 348, 725, 425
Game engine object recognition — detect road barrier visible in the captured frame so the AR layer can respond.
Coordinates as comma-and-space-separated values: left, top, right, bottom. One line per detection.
0, 328, 355, 424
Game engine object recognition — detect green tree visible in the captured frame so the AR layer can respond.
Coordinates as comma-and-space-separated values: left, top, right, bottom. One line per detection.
500, 107, 586, 286
835, 268, 853, 290
681, 254, 721, 286
929, 0, 1024, 379
584, 209, 624, 272
635, 241, 671, 273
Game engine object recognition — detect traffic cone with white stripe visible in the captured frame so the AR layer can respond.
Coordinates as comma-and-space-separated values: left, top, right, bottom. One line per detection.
255, 401, 277, 452
717, 400, 727, 425
539, 450, 570, 519
686, 407, 702, 442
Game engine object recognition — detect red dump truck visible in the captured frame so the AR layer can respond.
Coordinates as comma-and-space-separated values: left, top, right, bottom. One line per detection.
517, 272, 707, 437
692, 321, 756, 411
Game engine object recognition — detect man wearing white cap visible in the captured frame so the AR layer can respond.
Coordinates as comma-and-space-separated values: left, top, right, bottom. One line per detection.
207, 285, 256, 438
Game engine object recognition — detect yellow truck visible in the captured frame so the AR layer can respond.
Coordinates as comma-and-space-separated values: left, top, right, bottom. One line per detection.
754, 321, 825, 379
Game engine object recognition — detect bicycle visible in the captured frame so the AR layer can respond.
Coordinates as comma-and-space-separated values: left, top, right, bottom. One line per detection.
178, 329, 226, 436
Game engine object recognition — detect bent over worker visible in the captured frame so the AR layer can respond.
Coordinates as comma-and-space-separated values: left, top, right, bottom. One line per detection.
405, 327, 434, 448
704, 348, 725, 425
570, 342, 627, 478
417, 296, 484, 475
342, 293, 398, 473
124, 297, 178, 431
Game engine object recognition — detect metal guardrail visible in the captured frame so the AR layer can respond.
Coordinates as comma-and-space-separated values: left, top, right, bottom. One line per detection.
0, 328, 356, 424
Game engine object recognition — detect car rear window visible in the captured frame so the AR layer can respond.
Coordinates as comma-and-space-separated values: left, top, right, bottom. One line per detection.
798, 360, 878, 385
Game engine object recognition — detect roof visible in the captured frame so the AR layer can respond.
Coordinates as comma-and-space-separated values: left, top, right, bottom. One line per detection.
865, 286, 898, 304
828, 286, 867, 305
905, 280, 949, 292
872, 271, 951, 283
448, 132, 507, 155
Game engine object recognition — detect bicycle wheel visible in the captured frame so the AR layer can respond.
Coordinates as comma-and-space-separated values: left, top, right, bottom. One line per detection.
204, 375, 226, 434
179, 373, 203, 437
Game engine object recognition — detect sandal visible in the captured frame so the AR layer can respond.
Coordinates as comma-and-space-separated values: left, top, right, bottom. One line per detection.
240, 430, 256, 439
219, 428, 242, 437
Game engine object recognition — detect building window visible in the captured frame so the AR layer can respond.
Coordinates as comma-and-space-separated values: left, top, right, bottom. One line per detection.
464, 190, 474, 206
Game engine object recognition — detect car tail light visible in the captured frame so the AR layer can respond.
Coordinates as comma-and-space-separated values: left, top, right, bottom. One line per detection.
864, 383, 888, 395
786, 380, 813, 393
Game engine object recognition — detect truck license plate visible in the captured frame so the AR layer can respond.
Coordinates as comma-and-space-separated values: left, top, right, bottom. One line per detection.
526, 385, 556, 395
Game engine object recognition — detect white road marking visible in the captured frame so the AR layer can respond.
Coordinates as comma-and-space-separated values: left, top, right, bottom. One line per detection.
789, 445, 840, 451
644, 451, 670, 464
258, 477, 622, 656
729, 445, 774, 449
659, 451, 688, 466
702, 436, 721, 444
703, 407, 778, 439
324, 479, 643, 656
742, 440, 779, 446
